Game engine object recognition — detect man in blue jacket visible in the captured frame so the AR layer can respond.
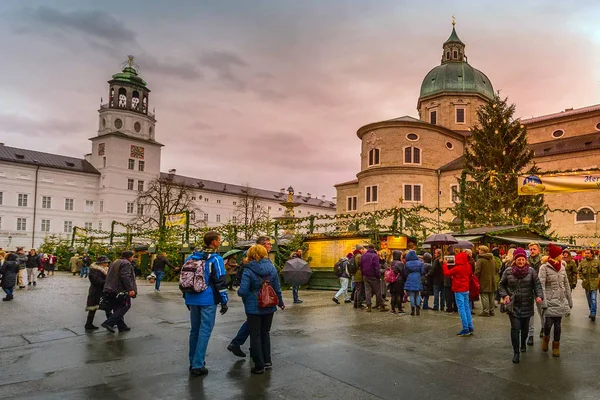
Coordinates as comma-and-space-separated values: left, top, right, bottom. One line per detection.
185, 231, 228, 377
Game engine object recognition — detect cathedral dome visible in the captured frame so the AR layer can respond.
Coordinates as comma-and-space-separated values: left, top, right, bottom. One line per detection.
419, 24, 494, 101
419, 62, 494, 100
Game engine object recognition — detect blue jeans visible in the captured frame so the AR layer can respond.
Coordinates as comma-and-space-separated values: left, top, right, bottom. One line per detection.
585, 289, 597, 316
231, 320, 249, 347
455, 291, 473, 330
292, 286, 300, 302
3, 287, 13, 296
80, 266, 89, 278
154, 271, 164, 290
407, 291, 421, 308
433, 285, 444, 310
189, 305, 217, 369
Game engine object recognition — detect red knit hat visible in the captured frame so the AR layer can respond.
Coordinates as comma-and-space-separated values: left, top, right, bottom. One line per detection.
548, 243, 563, 259
513, 248, 527, 261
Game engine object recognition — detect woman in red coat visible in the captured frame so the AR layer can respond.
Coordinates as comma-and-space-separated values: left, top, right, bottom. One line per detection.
443, 252, 473, 337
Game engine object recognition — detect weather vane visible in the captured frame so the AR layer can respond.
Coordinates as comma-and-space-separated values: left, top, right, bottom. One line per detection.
452, 15, 456, 26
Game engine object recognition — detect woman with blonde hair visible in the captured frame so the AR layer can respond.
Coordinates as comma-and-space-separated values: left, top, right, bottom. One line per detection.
238, 244, 285, 374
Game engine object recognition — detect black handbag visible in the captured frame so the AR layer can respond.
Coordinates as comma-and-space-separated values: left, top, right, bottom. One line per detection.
501, 279, 520, 314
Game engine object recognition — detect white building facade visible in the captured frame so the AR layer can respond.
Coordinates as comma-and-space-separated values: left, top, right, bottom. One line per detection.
0, 60, 335, 249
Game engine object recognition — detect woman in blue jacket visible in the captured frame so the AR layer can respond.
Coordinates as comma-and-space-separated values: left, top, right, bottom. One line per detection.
238, 244, 285, 374
404, 250, 426, 316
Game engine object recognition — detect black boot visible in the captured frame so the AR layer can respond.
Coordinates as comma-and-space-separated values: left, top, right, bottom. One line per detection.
85, 311, 99, 331
520, 329, 528, 352
511, 328, 520, 364
410, 307, 415, 316
416, 306, 421, 316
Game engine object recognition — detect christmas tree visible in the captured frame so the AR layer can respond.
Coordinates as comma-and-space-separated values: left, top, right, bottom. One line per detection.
456, 94, 549, 230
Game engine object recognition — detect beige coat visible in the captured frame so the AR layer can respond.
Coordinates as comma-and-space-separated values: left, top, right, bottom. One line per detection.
539, 262, 572, 318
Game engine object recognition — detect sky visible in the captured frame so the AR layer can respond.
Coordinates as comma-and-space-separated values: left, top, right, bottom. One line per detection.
1, 0, 600, 199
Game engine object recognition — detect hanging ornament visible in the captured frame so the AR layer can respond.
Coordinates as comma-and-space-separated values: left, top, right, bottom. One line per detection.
493, 104, 497, 108
495, 129, 499, 134
503, 119, 507, 123
488, 119, 492, 123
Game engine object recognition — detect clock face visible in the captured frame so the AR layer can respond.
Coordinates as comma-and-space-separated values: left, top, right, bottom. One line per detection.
114, 118, 123, 129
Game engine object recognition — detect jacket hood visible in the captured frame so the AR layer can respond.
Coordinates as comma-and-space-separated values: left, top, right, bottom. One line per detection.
392, 250, 402, 261
246, 258, 275, 277
479, 253, 493, 260
455, 252, 469, 265
405, 250, 418, 262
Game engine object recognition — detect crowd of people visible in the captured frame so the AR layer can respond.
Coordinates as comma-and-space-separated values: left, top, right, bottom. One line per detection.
0, 247, 57, 300
329, 241, 600, 364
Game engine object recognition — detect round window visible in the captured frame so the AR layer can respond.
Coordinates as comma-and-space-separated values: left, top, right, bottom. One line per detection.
134, 122, 141, 133
446, 141, 454, 150
406, 133, 419, 141
114, 118, 123, 129
552, 129, 564, 138
596, 122, 600, 131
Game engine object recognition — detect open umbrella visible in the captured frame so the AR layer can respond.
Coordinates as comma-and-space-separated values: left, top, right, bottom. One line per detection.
449, 240, 474, 251
222, 249, 243, 259
281, 258, 312, 286
423, 234, 458, 246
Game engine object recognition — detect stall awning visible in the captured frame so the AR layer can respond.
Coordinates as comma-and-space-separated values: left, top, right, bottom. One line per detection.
452, 235, 484, 242
492, 236, 569, 247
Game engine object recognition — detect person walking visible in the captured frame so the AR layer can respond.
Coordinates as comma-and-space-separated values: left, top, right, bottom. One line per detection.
578, 248, 600, 322
101, 251, 137, 333
151, 252, 172, 292
80, 253, 92, 278
527, 242, 544, 344
46, 254, 57, 276
427, 249, 445, 311
404, 250, 425, 316
25, 249, 40, 287
184, 231, 228, 377
562, 250, 578, 291
225, 256, 239, 290
499, 248, 544, 364
238, 244, 284, 374
443, 252, 473, 336
290, 249, 304, 304
539, 244, 573, 357
332, 253, 352, 304
227, 236, 271, 359
85, 256, 111, 331
70, 253, 82, 276
37, 253, 47, 279
388, 250, 405, 314
421, 253, 432, 310
361, 244, 387, 312
16, 247, 28, 288
475, 246, 497, 317
1, 253, 19, 301
492, 247, 503, 304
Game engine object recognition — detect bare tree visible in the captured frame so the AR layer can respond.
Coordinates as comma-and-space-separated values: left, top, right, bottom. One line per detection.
134, 175, 203, 230
233, 184, 268, 240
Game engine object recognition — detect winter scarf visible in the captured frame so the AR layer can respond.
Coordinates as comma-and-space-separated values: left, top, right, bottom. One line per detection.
547, 258, 562, 271
511, 262, 530, 279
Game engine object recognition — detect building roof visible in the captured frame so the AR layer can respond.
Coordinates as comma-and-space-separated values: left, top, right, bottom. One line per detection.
521, 104, 600, 125
444, 26, 465, 46
439, 155, 465, 172
334, 179, 359, 187
0, 144, 100, 175
385, 116, 421, 123
90, 131, 164, 147
531, 132, 600, 158
419, 62, 494, 100
162, 173, 336, 209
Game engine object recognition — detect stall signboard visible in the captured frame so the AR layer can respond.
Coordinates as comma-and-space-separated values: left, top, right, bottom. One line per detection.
518, 173, 600, 195
305, 238, 366, 269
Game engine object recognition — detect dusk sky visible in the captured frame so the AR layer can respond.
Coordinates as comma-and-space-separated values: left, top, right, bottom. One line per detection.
1, 1, 599, 199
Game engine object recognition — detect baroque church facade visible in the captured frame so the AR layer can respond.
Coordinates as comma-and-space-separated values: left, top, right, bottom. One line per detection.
335, 24, 600, 245
0, 59, 335, 249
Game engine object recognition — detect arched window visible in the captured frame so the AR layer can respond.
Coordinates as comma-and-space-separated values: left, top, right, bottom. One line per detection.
404, 146, 421, 164
131, 91, 140, 110
142, 95, 148, 113
368, 148, 380, 166
109, 87, 115, 106
576, 207, 596, 223
118, 88, 127, 108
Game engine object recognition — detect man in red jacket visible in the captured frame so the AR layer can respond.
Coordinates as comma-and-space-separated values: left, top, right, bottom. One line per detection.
443, 252, 473, 337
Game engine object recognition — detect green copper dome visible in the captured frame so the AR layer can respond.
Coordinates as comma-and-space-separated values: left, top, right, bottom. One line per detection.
419, 62, 494, 100
111, 66, 147, 87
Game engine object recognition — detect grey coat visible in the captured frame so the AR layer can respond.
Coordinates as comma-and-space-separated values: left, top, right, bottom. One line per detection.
538, 262, 572, 318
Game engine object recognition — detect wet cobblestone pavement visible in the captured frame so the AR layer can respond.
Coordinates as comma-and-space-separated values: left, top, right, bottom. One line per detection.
1, 273, 600, 399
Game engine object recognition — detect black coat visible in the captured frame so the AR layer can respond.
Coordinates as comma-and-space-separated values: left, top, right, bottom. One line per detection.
152, 256, 172, 272
26, 254, 40, 269
428, 258, 444, 286
86, 265, 108, 310
103, 259, 137, 295
498, 267, 543, 319
1, 260, 19, 288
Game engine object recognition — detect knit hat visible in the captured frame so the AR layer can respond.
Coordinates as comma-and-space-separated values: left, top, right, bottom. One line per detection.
548, 243, 563, 259
346, 252, 354, 259
513, 248, 527, 261
355, 244, 365, 251
423, 252, 432, 263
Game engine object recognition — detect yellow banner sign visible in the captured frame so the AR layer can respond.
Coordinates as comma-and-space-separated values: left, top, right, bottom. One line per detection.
385, 235, 408, 249
518, 173, 600, 195
165, 212, 187, 227
305, 238, 365, 269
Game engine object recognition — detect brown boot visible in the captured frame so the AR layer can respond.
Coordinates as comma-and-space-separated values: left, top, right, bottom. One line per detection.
552, 341, 560, 357
542, 335, 550, 352
366, 305, 372, 313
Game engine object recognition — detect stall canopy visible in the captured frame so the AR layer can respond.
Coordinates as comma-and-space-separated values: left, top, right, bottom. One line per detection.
450, 225, 568, 247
